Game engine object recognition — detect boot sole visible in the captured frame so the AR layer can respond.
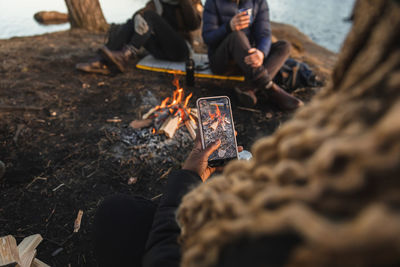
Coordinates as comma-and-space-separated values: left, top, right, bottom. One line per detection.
99, 47, 125, 73
234, 87, 257, 107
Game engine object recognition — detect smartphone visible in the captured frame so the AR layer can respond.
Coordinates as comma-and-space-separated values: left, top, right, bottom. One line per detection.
196, 96, 238, 167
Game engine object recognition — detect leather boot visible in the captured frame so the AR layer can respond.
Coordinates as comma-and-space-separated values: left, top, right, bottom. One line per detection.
265, 82, 304, 110
99, 45, 136, 72
234, 87, 258, 107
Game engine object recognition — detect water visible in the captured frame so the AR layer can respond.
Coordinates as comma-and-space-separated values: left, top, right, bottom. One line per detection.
0, 0, 355, 52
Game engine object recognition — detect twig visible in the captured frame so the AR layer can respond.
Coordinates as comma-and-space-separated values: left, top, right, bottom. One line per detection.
0, 105, 44, 112
151, 194, 163, 201
73, 210, 83, 233
159, 167, 172, 180
237, 106, 262, 113
52, 183, 65, 192
13, 124, 25, 143
25, 177, 47, 189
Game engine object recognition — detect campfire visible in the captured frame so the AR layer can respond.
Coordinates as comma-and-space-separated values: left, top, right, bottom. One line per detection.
204, 103, 231, 132
139, 76, 198, 139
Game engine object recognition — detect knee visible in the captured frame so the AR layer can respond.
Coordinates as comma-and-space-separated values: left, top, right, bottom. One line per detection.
274, 40, 291, 57
228, 31, 248, 42
142, 10, 159, 21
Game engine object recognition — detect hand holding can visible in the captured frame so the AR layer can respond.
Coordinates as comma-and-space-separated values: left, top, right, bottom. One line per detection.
230, 8, 252, 31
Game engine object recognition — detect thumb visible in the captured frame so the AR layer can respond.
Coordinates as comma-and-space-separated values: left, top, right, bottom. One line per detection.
248, 48, 256, 54
203, 140, 221, 158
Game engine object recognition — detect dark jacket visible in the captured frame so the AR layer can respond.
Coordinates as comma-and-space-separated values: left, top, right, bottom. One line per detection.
202, 0, 272, 57
139, 0, 202, 44
142, 170, 202, 266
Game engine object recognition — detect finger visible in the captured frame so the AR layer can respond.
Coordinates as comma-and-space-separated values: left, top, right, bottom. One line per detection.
203, 139, 221, 158
215, 166, 224, 172
203, 166, 216, 182
238, 146, 244, 152
237, 19, 250, 26
237, 23, 250, 30
248, 48, 256, 54
238, 14, 250, 21
235, 130, 237, 136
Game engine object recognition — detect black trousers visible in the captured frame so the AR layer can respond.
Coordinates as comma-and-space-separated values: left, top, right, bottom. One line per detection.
93, 195, 156, 267
105, 11, 189, 61
209, 31, 290, 87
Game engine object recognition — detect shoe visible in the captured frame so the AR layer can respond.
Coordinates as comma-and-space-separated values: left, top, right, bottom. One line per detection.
265, 82, 304, 110
99, 45, 134, 72
76, 58, 110, 75
234, 87, 257, 107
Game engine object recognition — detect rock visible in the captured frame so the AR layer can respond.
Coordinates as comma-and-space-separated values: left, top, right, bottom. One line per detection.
271, 22, 337, 81
34, 11, 69, 25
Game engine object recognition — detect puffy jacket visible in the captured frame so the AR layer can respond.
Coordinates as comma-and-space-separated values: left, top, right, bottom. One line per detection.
202, 0, 272, 57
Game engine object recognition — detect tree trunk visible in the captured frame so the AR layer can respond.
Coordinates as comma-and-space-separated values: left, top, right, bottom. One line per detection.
65, 0, 108, 32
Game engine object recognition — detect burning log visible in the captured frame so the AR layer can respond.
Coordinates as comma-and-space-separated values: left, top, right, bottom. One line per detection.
159, 115, 180, 138
190, 108, 198, 119
129, 119, 152, 129
141, 76, 198, 139
185, 120, 197, 140
142, 107, 158, 120
210, 121, 219, 131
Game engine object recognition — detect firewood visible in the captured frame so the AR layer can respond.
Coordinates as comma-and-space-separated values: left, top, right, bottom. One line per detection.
129, 119, 152, 129
0, 235, 20, 267
17, 234, 42, 264
190, 108, 198, 119
159, 116, 180, 138
142, 107, 158, 119
31, 258, 50, 267
33, 11, 68, 25
188, 119, 198, 130
73, 210, 84, 233
19, 249, 36, 267
210, 121, 219, 131
185, 121, 197, 140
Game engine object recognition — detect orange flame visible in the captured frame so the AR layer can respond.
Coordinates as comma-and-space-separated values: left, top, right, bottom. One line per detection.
151, 75, 197, 135
183, 93, 193, 108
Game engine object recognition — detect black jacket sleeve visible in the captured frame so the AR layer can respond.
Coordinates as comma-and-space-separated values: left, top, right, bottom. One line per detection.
142, 170, 201, 267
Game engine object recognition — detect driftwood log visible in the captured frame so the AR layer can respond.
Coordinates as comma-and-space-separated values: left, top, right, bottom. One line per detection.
64, 0, 108, 32
177, 0, 400, 266
33, 11, 69, 25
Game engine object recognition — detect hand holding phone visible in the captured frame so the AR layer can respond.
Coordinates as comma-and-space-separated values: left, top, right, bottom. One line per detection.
196, 96, 238, 167
182, 136, 221, 182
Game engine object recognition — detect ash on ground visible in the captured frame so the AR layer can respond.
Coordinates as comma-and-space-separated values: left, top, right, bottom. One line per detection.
98, 124, 194, 179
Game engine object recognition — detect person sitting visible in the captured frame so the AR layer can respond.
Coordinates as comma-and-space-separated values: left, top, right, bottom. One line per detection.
93, 137, 232, 266
202, 0, 303, 110
76, 0, 202, 74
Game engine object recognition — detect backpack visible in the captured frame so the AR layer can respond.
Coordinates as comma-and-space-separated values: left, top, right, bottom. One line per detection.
273, 58, 321, 92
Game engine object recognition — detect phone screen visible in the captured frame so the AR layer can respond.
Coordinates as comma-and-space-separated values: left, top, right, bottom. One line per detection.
197, 97, 238, 166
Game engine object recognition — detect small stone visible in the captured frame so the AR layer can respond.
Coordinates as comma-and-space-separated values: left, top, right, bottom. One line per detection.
128, 177, 138, 185
82, 83, 90, 89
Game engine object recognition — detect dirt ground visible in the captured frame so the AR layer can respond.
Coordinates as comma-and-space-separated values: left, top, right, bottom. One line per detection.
0, 29, 332, 266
